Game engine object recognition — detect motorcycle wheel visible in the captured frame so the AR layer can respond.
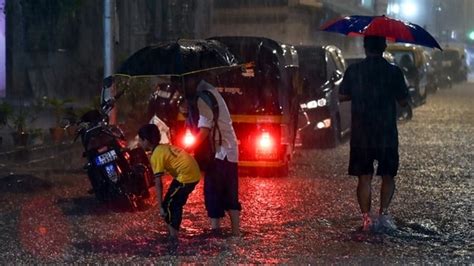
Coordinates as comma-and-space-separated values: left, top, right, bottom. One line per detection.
129, 187, 157, 212
87, 168, 108, 202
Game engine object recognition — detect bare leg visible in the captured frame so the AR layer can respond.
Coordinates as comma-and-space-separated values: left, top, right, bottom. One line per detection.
380, 175, 395, 214
229, 210, 240, 236
210, 218, 220, 230
168, 224, 179, 240
357, 175, 373, 213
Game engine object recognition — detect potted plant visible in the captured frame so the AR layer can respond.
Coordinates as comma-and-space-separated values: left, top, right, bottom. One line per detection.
0, 101, 44, 147
9, 108, 32, 147
43, 97, 73, 143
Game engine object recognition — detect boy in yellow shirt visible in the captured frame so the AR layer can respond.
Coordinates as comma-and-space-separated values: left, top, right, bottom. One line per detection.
138, 124, 201, 241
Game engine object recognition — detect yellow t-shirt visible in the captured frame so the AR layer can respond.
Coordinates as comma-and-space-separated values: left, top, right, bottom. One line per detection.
150, 144, 201, 184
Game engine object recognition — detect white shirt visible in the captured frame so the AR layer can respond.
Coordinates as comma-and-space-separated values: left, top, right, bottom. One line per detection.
196, 80, 239, 163
128, 115, 170, 149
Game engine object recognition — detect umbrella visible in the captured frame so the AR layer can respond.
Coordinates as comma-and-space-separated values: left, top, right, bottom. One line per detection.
112, 39, 242, 140
116, 39, 239, 76
320, 15, 442, 50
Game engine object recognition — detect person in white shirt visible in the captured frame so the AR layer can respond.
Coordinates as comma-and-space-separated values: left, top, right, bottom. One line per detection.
184, 77, 241, 236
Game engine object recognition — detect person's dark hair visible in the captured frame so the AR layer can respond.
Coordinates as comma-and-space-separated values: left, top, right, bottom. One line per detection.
364, 35, 387, 54
138, 124, 161, 146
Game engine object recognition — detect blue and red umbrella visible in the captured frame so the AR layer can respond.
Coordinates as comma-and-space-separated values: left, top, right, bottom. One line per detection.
321, 15, 442, 50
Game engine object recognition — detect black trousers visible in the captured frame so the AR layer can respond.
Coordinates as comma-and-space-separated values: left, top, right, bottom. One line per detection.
162, 179, 198, 230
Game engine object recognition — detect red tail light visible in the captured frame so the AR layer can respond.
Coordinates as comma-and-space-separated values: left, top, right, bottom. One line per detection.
258, 132, 274, 151
183, 130, 196, 147
117, 138, 127, 148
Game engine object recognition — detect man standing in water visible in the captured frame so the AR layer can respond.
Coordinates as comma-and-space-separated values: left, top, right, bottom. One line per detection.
184, 76, 241, 236
339, 36, 409, 231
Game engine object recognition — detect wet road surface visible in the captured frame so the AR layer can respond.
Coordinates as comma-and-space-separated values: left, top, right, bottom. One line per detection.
0, 82, 472, 263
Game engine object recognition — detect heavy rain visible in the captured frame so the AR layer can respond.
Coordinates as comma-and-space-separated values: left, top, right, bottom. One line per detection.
0, 0, 472, 264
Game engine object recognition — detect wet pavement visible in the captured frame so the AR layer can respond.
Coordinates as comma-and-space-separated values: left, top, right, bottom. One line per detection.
0, 82, 472, 264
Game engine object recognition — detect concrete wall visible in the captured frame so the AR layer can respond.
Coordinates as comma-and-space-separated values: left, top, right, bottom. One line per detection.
6, 0, 104, 105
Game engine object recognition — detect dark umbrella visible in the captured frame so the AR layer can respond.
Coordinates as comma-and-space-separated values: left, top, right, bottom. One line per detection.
320, 15, 442, 50
112, 39, 241, 140
116, 39, 239, 76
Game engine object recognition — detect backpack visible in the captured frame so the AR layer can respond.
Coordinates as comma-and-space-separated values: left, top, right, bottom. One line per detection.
185, 90, 222, 171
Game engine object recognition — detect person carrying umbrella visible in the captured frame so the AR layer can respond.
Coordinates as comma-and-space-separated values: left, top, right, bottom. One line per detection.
322, 14, 441, 232
339, 36, 409, 232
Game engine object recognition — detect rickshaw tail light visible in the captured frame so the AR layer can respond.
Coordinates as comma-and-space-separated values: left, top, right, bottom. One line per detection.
183, 130, 196, 147
258, 132, 274, 150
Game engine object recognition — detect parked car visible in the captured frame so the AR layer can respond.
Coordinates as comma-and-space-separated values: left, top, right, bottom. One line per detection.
386, 44, 429, 106
295, 45, 350, 148
423, 50, 440, 94
431, 49, 453, 89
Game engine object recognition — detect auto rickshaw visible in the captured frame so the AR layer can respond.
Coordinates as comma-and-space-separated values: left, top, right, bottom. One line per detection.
110, 37, 298, 176
207, 36, 301, 176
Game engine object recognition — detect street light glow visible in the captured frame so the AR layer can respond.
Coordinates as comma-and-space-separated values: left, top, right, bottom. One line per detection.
388, 4, 400, 14
401, 2, 418, 18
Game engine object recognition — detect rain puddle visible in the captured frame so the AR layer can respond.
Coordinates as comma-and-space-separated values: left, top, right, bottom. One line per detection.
390, 218, 442, 241
350, 218, 444, 243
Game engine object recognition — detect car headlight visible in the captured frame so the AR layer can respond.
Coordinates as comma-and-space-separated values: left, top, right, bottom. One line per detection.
317, 98, 327, 107
306, 100, 318, 109
302, 98, 327, 109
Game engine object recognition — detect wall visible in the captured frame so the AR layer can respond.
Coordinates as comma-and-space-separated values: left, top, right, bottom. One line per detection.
0, 0, 5, 98
6, 0, 104, 105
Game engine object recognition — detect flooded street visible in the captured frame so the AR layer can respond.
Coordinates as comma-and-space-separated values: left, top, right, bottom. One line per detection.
0, 82, 472, 264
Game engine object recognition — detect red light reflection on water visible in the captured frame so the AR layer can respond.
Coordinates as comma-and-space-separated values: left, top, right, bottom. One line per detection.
18, 196, 71, 260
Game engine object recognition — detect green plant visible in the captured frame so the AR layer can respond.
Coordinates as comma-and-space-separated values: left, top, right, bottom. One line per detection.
7, 100, 44, 133
0, 101, 44, 146
10, 108, 29, 133
43, 97, 73, 127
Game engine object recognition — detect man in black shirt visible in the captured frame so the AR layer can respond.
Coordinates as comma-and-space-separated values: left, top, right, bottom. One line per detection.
339, 36, 409, 232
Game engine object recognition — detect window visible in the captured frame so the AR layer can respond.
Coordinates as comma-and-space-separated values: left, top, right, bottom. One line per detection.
326, 52, 337, 78
330, 52, 345, 72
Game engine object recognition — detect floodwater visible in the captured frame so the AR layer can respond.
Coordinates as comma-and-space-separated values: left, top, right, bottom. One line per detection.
0, 82, 472, 264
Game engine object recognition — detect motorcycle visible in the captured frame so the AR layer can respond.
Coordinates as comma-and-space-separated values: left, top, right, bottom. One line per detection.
74, 78, 156, 211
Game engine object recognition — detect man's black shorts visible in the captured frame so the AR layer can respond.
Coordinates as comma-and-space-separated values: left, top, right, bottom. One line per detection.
162, 179, 198, 231
204, 157, 242, 218
349, 147, 399, 177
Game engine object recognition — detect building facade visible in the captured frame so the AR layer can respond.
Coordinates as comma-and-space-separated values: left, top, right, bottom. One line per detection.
3, 0, 390, 103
